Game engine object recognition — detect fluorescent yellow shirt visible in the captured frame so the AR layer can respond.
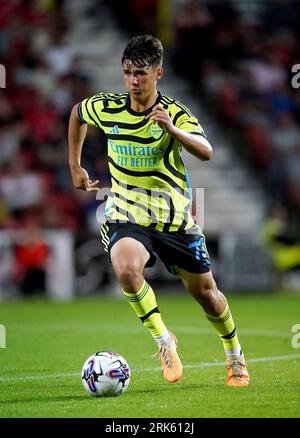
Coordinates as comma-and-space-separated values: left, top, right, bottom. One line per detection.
78, 92, 207, 232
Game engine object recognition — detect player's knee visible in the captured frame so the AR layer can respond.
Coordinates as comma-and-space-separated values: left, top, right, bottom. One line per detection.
195, 278, 218, 302
113, 260, 143, 287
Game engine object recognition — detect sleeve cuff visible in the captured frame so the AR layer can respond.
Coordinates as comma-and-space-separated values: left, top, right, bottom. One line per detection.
77, 102, 85, 123
188, 131, 207, 139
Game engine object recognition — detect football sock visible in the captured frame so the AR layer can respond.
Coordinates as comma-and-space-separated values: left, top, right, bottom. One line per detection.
122, 280, 170, 344
205, 303, 242, 357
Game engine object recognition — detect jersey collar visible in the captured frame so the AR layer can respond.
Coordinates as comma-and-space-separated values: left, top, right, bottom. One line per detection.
125, 91, 162, 116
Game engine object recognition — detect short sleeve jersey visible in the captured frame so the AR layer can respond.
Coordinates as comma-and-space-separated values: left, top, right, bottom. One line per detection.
78, 92, 207, 232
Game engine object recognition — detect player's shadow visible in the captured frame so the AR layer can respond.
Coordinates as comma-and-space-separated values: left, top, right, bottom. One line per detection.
0, 395, 86, 405
0, 384, 218, 405
129, 382, 211, 395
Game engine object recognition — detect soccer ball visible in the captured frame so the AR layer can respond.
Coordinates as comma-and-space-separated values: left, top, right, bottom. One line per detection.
81, 351, 130, 397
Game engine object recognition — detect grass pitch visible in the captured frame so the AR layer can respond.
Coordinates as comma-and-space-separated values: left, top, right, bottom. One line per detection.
0, 292, 300, 418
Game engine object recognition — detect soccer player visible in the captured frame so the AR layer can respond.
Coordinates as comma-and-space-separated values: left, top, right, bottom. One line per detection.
68, 35, 250, 386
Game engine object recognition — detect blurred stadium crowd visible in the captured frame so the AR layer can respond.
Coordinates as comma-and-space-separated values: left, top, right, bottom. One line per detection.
0, 0, 111, 295
173, 0, 300, 229
0, 0, 109, 235
0, 0, 299, 294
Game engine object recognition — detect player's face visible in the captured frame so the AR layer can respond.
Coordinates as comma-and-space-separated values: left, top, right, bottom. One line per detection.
122, 61, 163, 99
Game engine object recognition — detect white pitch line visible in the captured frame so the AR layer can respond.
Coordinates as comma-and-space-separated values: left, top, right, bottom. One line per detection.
0, 353, 299, 383
175, 327, 292, 339
176, 353, 300, 370
6, 324, 293, 339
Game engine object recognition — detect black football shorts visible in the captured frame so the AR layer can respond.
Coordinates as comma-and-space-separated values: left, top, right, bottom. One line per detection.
100, 221, 211, 275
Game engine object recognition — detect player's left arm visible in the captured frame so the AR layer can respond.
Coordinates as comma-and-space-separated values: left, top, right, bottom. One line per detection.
146, 104, 212, 161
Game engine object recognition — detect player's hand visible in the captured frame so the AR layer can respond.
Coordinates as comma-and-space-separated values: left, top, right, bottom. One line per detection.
70, 166, 100, 192
145, 104, 175, 135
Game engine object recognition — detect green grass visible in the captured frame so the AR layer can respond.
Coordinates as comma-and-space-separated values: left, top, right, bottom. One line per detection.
0, 293, 300, 418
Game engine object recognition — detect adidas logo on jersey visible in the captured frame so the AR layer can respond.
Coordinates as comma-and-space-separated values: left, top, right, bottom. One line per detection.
111, 125, 120, 134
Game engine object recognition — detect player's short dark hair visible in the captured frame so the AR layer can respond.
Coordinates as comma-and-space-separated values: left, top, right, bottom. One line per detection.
121, 35, 163, 68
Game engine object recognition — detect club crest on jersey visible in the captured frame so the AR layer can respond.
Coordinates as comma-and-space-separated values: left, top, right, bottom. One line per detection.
150, 125, 164, 138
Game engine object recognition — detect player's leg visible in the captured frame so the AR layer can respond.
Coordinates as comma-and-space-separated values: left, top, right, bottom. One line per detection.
111, 236, 167, 340
110, 236, 182, 382
176, 268, 250, 386
176, 269, 239, 351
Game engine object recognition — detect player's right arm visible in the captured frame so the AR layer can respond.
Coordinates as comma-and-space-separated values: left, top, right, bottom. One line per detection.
68, 103, 99, 192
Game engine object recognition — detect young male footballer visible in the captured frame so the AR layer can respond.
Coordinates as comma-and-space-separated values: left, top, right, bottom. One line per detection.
68, 35, 250, 386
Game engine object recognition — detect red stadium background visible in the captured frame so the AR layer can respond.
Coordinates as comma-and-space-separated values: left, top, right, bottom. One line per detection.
0, 0, 300, 299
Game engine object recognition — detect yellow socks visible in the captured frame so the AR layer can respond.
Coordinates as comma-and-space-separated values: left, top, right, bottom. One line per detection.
122, 280, 170, 343
123, 281, 242, 355
205, 303, 242, 356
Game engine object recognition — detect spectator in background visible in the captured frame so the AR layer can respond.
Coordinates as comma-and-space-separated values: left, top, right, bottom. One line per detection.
262, 0, 300, 36
241, 52, 287, 95
44, 30, 75, 78
0, 194, 9, 227
266, 111, 300, 203
270, 111, 300, 155
170, 0, 300, 230
23, 95, 59, 144
13, 221, 50, 296
172, 0, 213, 80
260, 203, 300, 287
0, 122, 21, 166
0, 0, 102, 237
285, 141, 300, 186
0, 156, 43, 219
268, 83, 295, 117
130, 0, 157, 34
